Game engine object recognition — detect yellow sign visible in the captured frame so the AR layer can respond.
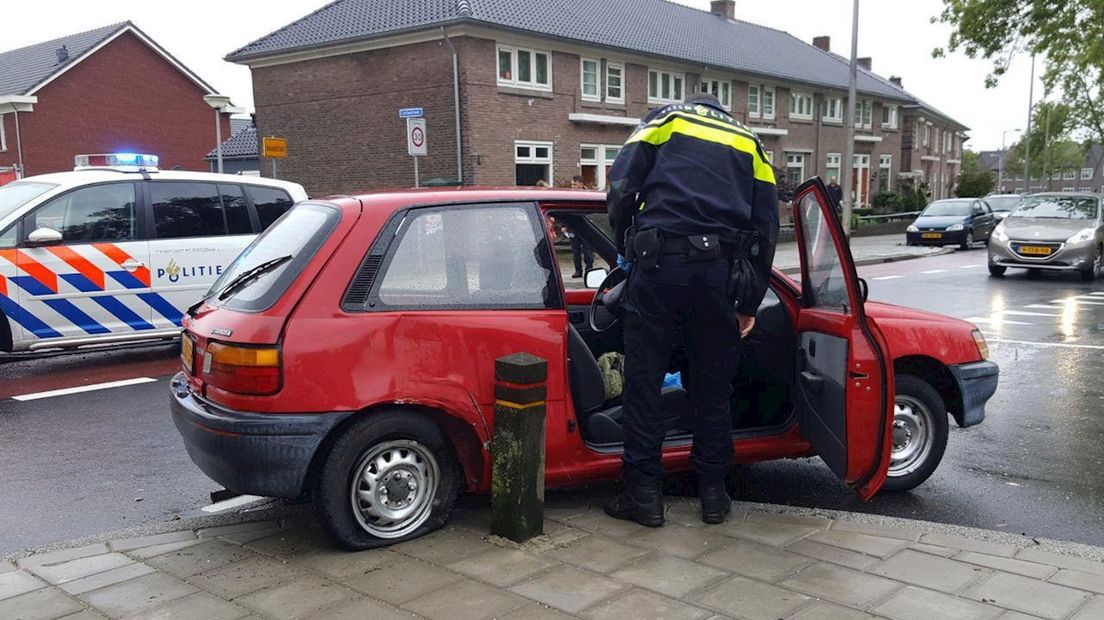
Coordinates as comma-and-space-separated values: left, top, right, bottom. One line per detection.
263, 137, 288, 159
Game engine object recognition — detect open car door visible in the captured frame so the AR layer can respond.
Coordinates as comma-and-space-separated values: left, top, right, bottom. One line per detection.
792, 179, 894, 500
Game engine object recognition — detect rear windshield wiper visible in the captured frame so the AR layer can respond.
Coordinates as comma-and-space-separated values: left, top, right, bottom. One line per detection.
216, 255, 294, 301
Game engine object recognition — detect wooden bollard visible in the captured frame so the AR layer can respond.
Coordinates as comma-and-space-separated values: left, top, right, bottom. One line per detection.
490, 352, 547, 543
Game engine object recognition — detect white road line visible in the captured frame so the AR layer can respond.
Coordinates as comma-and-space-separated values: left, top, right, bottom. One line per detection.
1051, 299, 1104, 305
1001, 310, 1061, 317
1025, 304, 1065, 310
872, 275, 904, 281
11, 377, 157, 402
200, 494, 266, 514
1090, 291, 1104, 296
964, 317, 1033, 325
959, 264, 984, 269
991, 339, 1104, 351
921, 269, 948, 274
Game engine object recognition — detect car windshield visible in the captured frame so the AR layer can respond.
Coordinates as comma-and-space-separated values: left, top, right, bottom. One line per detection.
985, 196, 1021, 212
0, 182, 57, 222
1010, 196, 1098, 220
921, 200, 972, 217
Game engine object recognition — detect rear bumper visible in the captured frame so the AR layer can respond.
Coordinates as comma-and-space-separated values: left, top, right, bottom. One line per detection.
948, 361, 999, 427
169, 373, 349, 498
906, 230, 969, 246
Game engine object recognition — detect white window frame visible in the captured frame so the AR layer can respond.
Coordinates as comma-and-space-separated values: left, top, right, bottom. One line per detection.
1052, 171, 1062, 180
879, 154, 893, 191
580, 58, 600, 102
790, 91, 813, 121
1063, 169, 1077, 181
821, 98, 843, 124
762, 86, 776, 120
881, 104, 898, 129
748, 85, 761, 118
1061, 187, 1077, 193
826, 153, 842, 181
699, 78, 732, 111
496, 44, 552, 91
763, 150, 774, 165
943, 131, 952, 154
605, 62, 624, 104
648, 69, 685, 105
784, 152, 805, 185
922, 123, 930, 147
0, 114, 6, 152
515, 140, 554, 185
853, 99, 872, 129
1081, 167, 1094, 180
579, 143, 621, 190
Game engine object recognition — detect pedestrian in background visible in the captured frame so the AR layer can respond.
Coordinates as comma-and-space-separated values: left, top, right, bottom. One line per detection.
566, 175, 595, 277
604, 92, 778, 526
827, 176, 843, 208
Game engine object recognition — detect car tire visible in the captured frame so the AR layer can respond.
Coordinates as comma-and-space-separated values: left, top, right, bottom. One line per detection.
883, 375, 949, 492
988, 264, 1006, 277
959, 230, 974, 251
313, 409, 461, 550
1079, 246, 1101, 282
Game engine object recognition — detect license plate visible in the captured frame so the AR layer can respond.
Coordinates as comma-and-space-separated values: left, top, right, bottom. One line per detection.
921, 232, 942, 239
1019, 246, 1053, 256
181, 335, 194, 373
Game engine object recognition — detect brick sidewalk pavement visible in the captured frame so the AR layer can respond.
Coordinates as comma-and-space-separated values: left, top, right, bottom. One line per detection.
4, 494, 1103, 620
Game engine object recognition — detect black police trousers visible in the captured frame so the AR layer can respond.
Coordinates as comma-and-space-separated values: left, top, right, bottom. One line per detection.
621, 254, 741, 482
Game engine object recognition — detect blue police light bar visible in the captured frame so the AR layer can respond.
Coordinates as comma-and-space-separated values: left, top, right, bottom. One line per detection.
74, 153, 160, 168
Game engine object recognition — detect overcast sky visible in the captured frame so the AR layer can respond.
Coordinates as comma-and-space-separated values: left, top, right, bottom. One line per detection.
5, 0, 1039, 151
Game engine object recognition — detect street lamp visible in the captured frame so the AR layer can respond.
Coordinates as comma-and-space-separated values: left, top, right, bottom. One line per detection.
203, 94, 243, 174
998, 128, 1021, 192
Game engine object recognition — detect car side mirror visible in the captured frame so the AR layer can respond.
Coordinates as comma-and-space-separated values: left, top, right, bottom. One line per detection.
26, 227, 63, 247
584, 267, 608, 289
858, 277, 869, 303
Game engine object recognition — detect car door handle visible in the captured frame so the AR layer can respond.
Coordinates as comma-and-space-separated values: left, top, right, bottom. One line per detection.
800, 370, 824, 394
121, 259, 145, 272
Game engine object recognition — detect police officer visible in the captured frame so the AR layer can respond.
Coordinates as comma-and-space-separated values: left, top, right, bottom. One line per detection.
604, 92, 778, 526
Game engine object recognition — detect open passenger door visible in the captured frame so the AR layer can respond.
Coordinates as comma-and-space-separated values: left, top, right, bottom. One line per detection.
791, 179, 894, 500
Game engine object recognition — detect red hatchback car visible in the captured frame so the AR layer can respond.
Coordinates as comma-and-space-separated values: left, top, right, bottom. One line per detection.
172, 181, 998, 549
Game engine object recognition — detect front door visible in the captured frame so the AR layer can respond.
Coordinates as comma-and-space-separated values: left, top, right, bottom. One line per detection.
792, 179, 893, 499
851, 154, 870, 207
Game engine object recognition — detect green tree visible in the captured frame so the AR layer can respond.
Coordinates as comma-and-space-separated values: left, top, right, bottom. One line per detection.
1002, 102, 1086, 183
934, 0, 1104, 149
955, 149, 995, 196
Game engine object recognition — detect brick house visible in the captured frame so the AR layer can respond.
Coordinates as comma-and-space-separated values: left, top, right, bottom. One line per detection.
0, 22, 232, 178
227, 0, 968, 204
980, 145, 1104, 195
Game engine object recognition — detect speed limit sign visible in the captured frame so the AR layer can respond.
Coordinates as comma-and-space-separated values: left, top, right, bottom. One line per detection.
407, 118, 427, 156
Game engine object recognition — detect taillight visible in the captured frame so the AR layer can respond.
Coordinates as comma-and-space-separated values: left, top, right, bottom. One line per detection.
204, 342, 281, 395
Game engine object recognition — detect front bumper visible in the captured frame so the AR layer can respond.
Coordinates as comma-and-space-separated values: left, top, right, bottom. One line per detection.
170, 373, 349, 498
988, 239, 1096, 271
906, 230, 969, 246
948, 361, 999, 427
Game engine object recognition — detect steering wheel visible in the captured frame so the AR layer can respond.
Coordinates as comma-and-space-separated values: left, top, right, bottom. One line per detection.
589, 267, 629, 332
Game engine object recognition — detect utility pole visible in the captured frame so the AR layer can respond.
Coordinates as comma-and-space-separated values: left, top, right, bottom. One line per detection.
841, 0, 860, 237
1024, 54, 1035, 193
1042, 97, 1051, 190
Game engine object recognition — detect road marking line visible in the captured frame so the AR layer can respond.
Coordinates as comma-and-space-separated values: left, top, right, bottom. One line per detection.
872, 275, 904, 281
964, 317, 1033, 325
959, 264, 984, 269
1090, 291, 1104, 296
1051, 299, 1104, 305
921, 269, 948, 274
1001, 310, 1061, 317
991, 338, 1104, 351
11, 377, 156, 402
201, 494, 266, 514
1025, 304, 1065, 310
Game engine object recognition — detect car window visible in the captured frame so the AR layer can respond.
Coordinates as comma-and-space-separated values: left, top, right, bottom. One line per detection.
26, 183, 137, 243
151, 182, 231, 239
921, 200, 972, 217
0, 223, 15, 248
247, 186, 294, 230
798, 191, 849, 312
1011, 196, 1098, 220
377, 204, 555, 309
0, 181, 56, 222
217, 184, 253, 235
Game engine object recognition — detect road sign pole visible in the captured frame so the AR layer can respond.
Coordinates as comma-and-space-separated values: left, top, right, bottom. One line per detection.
413, 156, 420, 188
272, 158, 277, 180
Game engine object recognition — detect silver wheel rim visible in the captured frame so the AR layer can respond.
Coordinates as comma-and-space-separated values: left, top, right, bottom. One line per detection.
965, 232, 973, 246
888, 395, 934, 477
349, 439, 439, 539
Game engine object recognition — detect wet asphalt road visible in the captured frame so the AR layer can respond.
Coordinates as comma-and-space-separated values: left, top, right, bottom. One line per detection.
1, 246, 1102, 554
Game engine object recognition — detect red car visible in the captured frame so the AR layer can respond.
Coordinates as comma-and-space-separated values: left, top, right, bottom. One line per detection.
171, 181, 998, 550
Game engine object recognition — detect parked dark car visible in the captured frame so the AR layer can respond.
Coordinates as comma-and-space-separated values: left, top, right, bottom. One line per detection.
906, 198, 997, 250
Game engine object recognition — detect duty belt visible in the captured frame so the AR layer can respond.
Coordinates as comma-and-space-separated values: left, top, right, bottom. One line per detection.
658, 235, 748, 259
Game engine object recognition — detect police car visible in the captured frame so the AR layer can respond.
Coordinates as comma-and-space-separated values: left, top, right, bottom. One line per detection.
0, 154, 307, 352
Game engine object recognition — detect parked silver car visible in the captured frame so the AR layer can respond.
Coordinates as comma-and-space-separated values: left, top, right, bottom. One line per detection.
988, 193, 1103, 281
982, 194, 1023, 221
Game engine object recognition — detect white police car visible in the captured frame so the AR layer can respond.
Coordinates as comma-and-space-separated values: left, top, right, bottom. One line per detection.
0, 154, 307, 352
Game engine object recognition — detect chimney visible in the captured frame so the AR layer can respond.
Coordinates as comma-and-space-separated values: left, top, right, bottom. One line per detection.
857, 57, 872, 71
56, 45, 69, 64
889, 75, 903, 87
710, 0, 735, 20
812, 36, 830, 52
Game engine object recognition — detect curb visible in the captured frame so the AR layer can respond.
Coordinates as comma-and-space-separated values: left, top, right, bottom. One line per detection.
778, 246, 955, 275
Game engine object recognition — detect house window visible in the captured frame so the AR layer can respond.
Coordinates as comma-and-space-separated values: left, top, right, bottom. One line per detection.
853, 99, 872, 129
826, 153, 841, 182
790, 92, 813, 120
785, 153, 805, 186
748, 85, 761, 117
1063, 169, 1076, 180
878, 155, 893, 192
580, 144, 621, 190
0, 114, 5, 151
496, 45, 552, 91
580, 58, 600, 101
821, 98, 843, 123
515, 141, 553, 186
1081, 167, 1094, 180
763, 150, 774, 164
1052, 171, 1062, 180
762, 86, 776, 119
648, 70, 684, 104
881, 104, 898, 129
1062, 187, 1077, 193
700, 79, 732, 110
606, 62, 624, 103
943, 131, 952, 154
922, 123, 930, 147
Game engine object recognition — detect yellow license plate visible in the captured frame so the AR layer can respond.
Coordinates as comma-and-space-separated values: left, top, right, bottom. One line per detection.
182, 335, 194, 373
1019, 246, 1053, 256
921, 232, 942, 239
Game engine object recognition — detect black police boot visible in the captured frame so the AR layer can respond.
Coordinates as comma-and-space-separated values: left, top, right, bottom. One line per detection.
699, 479, 732, 524
604, 469, 664, 527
